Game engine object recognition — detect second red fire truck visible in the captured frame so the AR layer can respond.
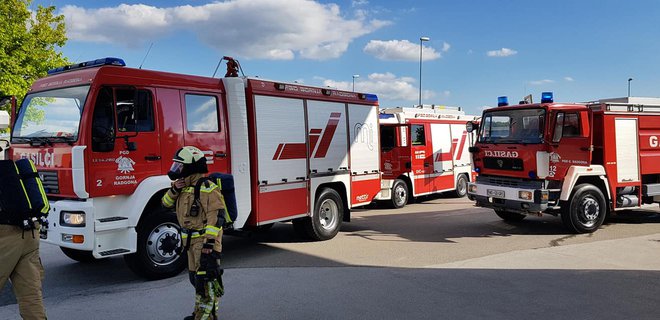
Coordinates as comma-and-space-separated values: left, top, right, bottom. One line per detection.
376, 106, 478, 207
467, 93, 660, 233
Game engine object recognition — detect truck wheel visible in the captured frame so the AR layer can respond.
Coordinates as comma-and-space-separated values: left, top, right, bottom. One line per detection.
61, 247, 96, 263
494, 209, 526, 222
452, 174, 468, 198
561, 184, 606, 233
125, 208, 186, 280
294, 188, 344, 241
390, 179, 409, 208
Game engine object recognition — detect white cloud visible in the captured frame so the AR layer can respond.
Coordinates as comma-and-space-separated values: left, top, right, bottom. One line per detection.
61, 0, 389, 60
363, 40, 441, 61
441, 42, 450, 52
321, 72, 435, 101
486, 48, 518, 57
529, 79, 555, 85
564, 77, 574, 82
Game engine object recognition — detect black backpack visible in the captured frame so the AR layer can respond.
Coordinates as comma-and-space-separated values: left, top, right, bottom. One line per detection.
0, 159, 49, 229
194, 173, 238, 228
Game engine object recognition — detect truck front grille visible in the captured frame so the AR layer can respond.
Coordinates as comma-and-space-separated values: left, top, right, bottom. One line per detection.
484, 157, 524, 171
38, 170, 59, 194
477, 175, 543, 189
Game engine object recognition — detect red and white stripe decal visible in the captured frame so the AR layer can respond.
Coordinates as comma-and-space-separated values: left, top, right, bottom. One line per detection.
272, 113, 342, 160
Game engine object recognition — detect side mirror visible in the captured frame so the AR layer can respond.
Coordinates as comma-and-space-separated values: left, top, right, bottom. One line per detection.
466, 121, 479, 133
0, 96, 16, 129
552, 113, 565, 144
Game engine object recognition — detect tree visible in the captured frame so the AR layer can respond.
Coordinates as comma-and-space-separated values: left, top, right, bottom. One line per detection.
0, 0, 68, 116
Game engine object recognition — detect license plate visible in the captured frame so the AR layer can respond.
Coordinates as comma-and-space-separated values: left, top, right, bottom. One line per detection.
487, 189, 505, 198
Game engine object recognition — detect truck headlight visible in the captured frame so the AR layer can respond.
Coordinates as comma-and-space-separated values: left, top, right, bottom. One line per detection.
468, 184, 478, 193
518, 191, 533, 200
61, 211, 86, 227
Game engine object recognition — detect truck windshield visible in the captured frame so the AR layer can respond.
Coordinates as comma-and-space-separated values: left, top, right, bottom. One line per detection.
478, 108, 545, 144
12, 85, 90, 142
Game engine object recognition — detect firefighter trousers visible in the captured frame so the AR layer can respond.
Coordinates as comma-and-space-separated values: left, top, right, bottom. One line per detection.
0, 224, 47, 320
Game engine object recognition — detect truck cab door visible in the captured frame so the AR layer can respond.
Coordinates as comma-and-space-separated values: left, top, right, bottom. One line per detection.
549, 109, 592, 179
180, 92, 229, 173
410, 123, 433, 194
89, 86, 161, 196
380, 124, 409, 178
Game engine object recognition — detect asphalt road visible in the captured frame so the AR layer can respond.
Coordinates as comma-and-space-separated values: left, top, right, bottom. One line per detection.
2, 196, 660, 319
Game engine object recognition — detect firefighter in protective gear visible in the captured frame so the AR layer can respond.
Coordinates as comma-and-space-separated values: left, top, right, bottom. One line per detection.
162, 146, 225, 320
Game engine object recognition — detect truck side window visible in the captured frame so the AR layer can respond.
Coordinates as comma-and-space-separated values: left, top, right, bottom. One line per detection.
116, 88, 154, 132
380, 126, 396, 150
91, 87, 116, 152
411, 124, 426, 146
562, 113, 580, 137
185, 94, 219, 132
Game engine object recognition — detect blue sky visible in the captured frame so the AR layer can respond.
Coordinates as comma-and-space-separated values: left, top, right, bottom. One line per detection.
31, 0, 660, 115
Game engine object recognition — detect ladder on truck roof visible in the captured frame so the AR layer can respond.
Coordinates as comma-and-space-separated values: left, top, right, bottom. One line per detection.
588, 97, 660, 113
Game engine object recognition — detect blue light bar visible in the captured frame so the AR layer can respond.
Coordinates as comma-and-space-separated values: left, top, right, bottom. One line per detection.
359, 93, 378, 102
541, 92, 553, 103
379, 113, 395, 119
497, 96, 509, 107
47, 57, 126, 75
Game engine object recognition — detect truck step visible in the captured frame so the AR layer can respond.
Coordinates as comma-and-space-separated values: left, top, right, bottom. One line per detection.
98, 248, 130, 257
642, 183, 660, 196
95, 216, 130, 232
98, 216, 128, 222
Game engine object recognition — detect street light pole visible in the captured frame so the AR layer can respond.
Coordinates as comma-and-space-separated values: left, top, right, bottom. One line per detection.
628, 78, 633, 97
419, 36, 430, 107
352, 74, 359, 92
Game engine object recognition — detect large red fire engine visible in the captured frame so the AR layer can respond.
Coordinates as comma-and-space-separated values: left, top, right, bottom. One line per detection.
376, 106, 478, 207
467, 93, 660, 233
8, 57, 381, 278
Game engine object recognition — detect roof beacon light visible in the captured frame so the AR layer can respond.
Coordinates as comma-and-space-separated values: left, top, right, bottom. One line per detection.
47, 57, 126, 75
541, 92, 554, 103
497, 96, 509, 107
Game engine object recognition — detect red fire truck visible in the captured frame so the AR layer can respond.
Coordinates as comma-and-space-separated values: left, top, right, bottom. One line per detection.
8, 57, 381, 278
376, 106, 478, 208
467, 93, 660, 233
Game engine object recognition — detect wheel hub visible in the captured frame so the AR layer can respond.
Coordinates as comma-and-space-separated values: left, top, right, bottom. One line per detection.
146, 223, 181, 265
318, 199, 338, 231
580, 197, 600, 226
159, 233, 179, 255
394, 185, 407, 206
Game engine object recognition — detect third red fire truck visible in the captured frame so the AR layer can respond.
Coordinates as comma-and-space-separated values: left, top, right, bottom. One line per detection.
8, 57, 381, 278
467, 93, 660, 233
376, 106, 478, 208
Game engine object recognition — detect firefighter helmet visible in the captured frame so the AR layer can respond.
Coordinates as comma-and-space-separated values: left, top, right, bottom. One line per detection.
168, 146, 208, 180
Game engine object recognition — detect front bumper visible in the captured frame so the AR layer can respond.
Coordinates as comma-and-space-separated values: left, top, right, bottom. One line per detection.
467, 182, 548, 213
42, 199, 95, 251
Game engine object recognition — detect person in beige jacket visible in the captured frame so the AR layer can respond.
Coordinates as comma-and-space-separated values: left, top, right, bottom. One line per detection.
0, 223, 47, 320
162, 146, 225, 320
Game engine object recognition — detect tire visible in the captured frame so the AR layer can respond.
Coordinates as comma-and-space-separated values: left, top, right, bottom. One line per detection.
295, 188, 344, 241
389, 179, 409, 208
61, 247, 97, 263
494, 209, 526, 222
452, 174, 468, 198
561, 184, 606, 233
124, 208, 187, 280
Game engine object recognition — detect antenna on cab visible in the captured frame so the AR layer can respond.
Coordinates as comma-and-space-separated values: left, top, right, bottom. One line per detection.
139, 43, 153, 69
